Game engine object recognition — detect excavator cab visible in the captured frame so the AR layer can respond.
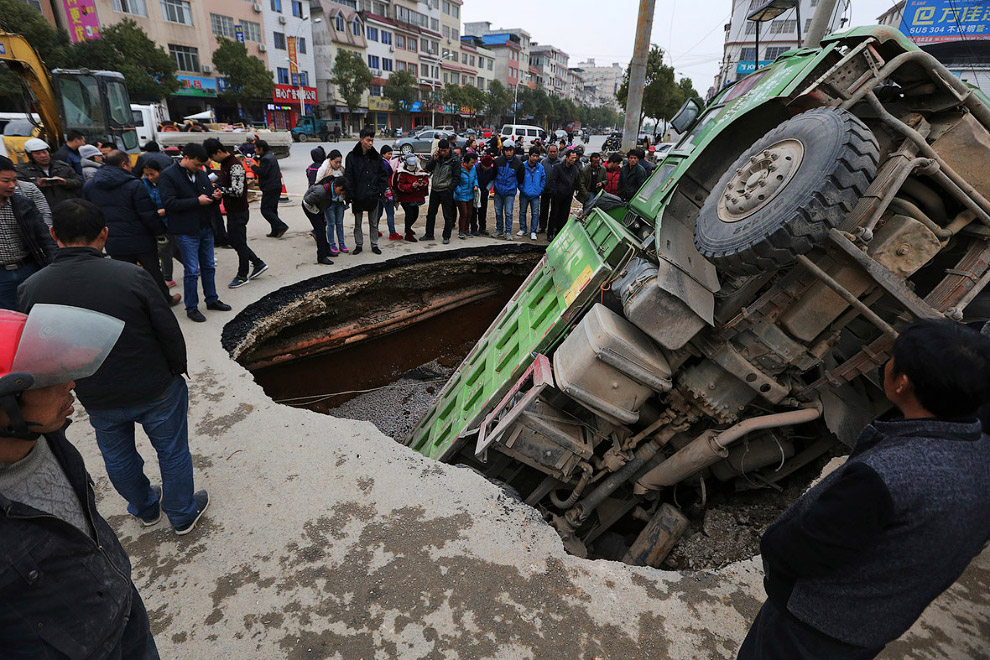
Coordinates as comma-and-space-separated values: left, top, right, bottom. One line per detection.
52, 69, 139, 152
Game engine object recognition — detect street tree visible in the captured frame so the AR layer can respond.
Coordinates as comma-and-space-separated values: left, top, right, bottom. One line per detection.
616, 46, 696, 134
460, 85, 487, 121
440, 83, 465, 108
330, 50, 372, 114
70, 20, 179, 101
213, 37, 274, 104
483, 80, 512, 125
382, 70, 418, 118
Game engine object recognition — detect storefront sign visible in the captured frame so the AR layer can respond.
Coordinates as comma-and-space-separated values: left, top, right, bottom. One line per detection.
736, 60, 773, 75
62, 0, 100, 43
368, 97, 394, 111
274, 84, 318, 104
267, 103, 294, 111
288, 37, 298, 75
175, 75, 218, 97
901, 0, 990, 44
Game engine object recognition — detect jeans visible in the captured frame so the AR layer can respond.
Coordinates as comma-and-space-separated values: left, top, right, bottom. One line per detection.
111, 250, 171, 304
226, 210, 262, 278
518, 195, 540, 233
0, 261, 40, 310
325, 202, 346, 246
174, 227, 218, 311
260, 191, 289, 233
425, 189, 455, 238
353, 203, 380, 248
87, 376, 199, 529
493, 193, 515, 234
375, 198, 396, 235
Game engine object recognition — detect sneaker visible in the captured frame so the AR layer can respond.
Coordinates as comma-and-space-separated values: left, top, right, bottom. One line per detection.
340, 243, 349, 253
422, 234, 435, 241
249, 262, 269, 280
228, 276, 249, 289
458, 232, 467, 239
329, 243, 340, 256
442, 237, 450, 244
371, 246, 382, 255
516, 229, 526, 236
318, 257, 334, 265
530, 232, 538, 240
389, 232, 402, 241
404, 232, 418, 243
377, 231, 383, 237
174, 490, 210, 536
352, 245, 363, 255
481, 230, 490, 236
492, 230, 504, 239
471, 231, 481, 237
505, 233, 514, 241
187, 308, 206, 323
134, 485, 162, 527
206, 300, 232, 311
166, 279, 177, 289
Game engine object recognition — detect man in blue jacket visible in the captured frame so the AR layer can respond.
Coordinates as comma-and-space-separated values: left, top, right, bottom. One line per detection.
739, 319, 990, 659
492, 143, 524, 240
516, 147, 546, 240
158, 143, 232, 323
82, 150, 178, 307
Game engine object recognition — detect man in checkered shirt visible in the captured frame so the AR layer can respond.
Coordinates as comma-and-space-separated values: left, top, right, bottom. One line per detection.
0, 157, 57, 310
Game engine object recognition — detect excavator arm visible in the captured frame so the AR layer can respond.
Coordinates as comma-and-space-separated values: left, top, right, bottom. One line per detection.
0, 32, 64, 150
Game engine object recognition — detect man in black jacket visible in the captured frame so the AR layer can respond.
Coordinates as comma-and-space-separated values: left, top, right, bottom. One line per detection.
82, 150, 178, 307
0, 301, 161, 658
158, 143, 232, 323
423, 138, 461, 244
576, 153, 608, 204
250, 139, 289, 238
19, 199, 210, 538
545, 149, 580, 242
538, 144, 561, 233
53, 129, 87, 177
739, 319, 990, 659
16, 137, 83, 209
344, 128, 387, 255
0, 156, 57, 310
618, 149, 648, 201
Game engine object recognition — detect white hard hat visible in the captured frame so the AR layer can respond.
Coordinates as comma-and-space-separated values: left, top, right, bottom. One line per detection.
23, 138, 50, 153
502, 140, 515, 150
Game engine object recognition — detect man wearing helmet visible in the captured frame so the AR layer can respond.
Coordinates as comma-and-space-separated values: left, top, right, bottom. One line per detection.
15, 138, 83, 209
0, 302, 160, 658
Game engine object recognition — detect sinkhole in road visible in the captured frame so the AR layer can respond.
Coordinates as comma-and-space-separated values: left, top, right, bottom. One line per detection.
222, 244, 544, 440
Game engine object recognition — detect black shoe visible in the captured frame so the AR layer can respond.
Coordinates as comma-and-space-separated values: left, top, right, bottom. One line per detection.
273, 227, 288, 239
422, 234, 435, 241
206, 301, 232, 311
174, 490, 209, 536
352, 245, 363, 255
249, 262, 269, 280
371, 246, 381, 255
265, 231, 277, 238
134, 485, 163, 527
442, 237, 450, 244
318, 257, 334, 265
187, 309, 206, 322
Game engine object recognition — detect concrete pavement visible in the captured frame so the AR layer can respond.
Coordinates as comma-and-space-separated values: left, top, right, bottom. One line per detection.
71, 141, 990, 659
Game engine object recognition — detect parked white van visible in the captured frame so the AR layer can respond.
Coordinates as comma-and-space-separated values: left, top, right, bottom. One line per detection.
499, 124, 547, 147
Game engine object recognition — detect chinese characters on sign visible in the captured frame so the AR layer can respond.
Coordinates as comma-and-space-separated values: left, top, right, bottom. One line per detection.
61, 0, 101, 43
235, 25, 245, 44
288, 36, 298, 76
273, 84, 318, 104
901, 0, 990, 44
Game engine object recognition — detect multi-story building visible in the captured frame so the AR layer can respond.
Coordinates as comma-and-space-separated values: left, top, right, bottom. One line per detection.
714, 0, 843, 91
311, 0, 368, 133
575, 59, 624, 110
529, 43, 568, 96
262, 0, 318, 129
364, 11, 399, 132
463, 22, 532, 90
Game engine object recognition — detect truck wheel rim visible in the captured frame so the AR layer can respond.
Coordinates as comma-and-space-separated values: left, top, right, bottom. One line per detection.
717, 138, 804, 223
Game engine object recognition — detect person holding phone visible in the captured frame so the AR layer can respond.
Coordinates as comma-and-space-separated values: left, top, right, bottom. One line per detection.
15, 138, 83, 209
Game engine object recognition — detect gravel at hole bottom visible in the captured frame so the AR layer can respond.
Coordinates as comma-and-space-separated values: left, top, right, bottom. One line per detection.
327, 359, 456, 440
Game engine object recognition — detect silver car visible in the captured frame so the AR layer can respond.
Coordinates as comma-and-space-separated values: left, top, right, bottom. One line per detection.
392, 130, 453, 155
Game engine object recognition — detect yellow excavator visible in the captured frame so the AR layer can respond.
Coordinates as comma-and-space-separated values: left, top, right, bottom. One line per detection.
0, 32, 138, 163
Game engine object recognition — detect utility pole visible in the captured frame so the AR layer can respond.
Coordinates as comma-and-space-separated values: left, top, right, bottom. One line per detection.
803, 0, 840, 48
621, 0, 657, 153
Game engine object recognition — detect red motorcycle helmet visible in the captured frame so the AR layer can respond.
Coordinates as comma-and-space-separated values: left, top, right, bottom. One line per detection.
0, 305, 123, 437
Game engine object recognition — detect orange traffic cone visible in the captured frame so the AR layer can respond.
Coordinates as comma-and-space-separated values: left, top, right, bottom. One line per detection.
279, 174, 290, 203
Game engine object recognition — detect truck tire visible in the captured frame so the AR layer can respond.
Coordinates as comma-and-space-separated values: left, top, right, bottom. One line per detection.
694, 107, 879, 274
297, 132, 309, 143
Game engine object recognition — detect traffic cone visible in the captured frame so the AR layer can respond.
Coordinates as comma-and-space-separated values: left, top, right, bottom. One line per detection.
279, 174, 290, 203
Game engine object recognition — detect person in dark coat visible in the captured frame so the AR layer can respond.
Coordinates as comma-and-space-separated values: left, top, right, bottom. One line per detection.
473, 154, 496, 235
304, 146, 333, 265
0, 156, 57, 310
739, 319, 990, 660
332, 124, 342, 142
343, 128, 387, 255
134, 141, 174, 177
538, 144, 561, 233
16, 138, 83, 209
53, 129, 86, 177
618, 149, 648, 201
0, 300, 162, 658
545, 150, 580, 241
81, 150, 177, 307
19, 198, 210, 540
577, 153, 608, 204
250, 139, 289, 238
423, 138, 461, 244
158, 143, 232, 323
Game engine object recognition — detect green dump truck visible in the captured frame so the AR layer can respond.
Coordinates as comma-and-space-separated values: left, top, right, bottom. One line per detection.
406, 26, 990, 566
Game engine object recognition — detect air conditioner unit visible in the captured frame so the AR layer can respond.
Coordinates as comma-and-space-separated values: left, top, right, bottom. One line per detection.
389, 45, 395, 52
202, 65, 213, 73
258, 43, 268, 52
279, 15, 287, 24
373, 69, 382, 76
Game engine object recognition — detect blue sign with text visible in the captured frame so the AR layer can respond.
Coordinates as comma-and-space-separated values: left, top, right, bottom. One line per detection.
736, 60, 773, 75
900, 0, 990, 44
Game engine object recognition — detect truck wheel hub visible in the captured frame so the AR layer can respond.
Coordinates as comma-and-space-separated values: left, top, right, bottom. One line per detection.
717, 139, 804, 222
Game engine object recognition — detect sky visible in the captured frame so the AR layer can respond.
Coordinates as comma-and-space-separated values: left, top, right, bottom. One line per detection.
461, 0, 900, 93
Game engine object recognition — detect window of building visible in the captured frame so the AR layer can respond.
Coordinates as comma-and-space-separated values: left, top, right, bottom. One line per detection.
335, 13, 345, 31
470, 55, 475, 66
461, 52, 466, 64
352, 18, 360, 35
443, 72, 448, 83
430, 18, 439, 31
112, 0, 147, 17
298, 71, 309, 86
408, 38, 417, 52
270, 0, 281, 11
291, 0, 303, 17
381, 31, 392, 45
169, 44, 199, 71
409, 63, 417, 77
382, 58, 393, 71
277, 67, 290, 84
442, 1, 450, 13
368, 55, 380, 69
451, 73, 459, 84
739, 46, 757, 62
765, 46, 790, 59
161, 0, 193, 25
805, 18, 812, 33
397, 61, 406, 71
769, 19, 796, 34
369, 84, 382, 97
366, 26, 378, 41
240, 20, 261, 42
210, 13, 235, 39
452, 5, 458, 18
297, 36, 306, 53
452, 28, 458, 39
488, 59, 493, 70
273, 31, 286, 49
442, 25, 449, 38
396, 34, 405, 49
